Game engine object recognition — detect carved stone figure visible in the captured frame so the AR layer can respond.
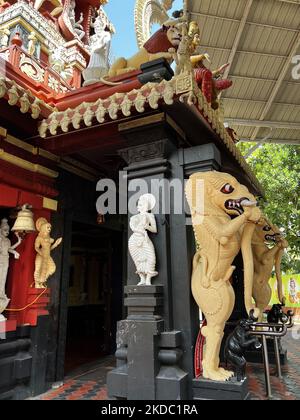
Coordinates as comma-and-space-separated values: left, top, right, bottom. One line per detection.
83, 8, 114, 86
252, 219, 288, 322
0, 27, 10, 48
68, 0, 76, 28
34, 218, 62, 289
0, 219, 22, 320
49, 45, 73, 80
27, 32, 38, 57
128, 194, 158, 286
74, 12, 85, 41
224, 314, 261, 382
108, 24, 182, 77
186, 172, 261, 381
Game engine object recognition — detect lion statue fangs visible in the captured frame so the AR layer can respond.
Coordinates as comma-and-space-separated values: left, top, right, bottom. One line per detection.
252, 218, 287, 322
185, 171, 261, 382
108, 25, 180, 78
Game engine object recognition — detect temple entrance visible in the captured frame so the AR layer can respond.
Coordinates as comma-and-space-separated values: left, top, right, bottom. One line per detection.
64, 221, 124, 374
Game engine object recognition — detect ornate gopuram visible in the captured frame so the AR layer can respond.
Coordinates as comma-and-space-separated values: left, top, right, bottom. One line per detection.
0, 0, 271, 401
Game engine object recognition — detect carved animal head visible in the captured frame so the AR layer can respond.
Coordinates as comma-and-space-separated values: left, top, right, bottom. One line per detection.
144, 25, 182, 54
253, 219, 279, 245
186, 171, 257, 218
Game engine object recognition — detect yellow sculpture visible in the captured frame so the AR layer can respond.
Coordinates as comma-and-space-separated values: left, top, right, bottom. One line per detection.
108, 24, 182, 77
34, 218, 62, 289
252, 218, 288, 321
186, 171, 261, 382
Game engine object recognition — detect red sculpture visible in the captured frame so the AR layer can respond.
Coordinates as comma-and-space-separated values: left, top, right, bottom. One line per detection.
193, 61, 233, 109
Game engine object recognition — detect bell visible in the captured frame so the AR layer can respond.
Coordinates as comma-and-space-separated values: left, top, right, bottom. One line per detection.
12, 205, 36, 234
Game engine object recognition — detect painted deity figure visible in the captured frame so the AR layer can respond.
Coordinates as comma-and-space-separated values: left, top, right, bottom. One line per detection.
0, 219, 22, 319
128, 194, 158, 286
34, 218, 62, 289
289, 278, 299, 304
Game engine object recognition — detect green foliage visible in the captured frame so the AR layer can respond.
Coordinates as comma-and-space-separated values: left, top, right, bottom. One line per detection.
238, 143, 300, 273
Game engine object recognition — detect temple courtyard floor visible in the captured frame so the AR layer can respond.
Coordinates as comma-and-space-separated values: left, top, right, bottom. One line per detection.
33, 327, 300, 401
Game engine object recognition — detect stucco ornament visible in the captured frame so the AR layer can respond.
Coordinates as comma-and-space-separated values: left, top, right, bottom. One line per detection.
34, 218, 62, 289
129, 194, 158, 286
252, 218, 288, 322
74, 12, 86, 41
27, 32, 38, 57
186, 172, 261, 382
0, 27, 10, 48
49, 45, 73, 81
83, 7, 114, 86
0, 219, 22, 320
134, 0, 175, 48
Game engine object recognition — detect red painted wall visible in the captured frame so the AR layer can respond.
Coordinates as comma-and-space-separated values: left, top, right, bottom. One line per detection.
0, 183, 54, 328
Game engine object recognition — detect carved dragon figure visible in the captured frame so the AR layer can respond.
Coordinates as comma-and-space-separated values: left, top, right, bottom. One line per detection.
186, 171, 261, 382
252, 218, 288, 322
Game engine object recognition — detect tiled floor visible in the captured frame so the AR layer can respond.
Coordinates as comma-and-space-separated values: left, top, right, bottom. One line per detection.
35, 329, 300, 400
34, 357, 114, 401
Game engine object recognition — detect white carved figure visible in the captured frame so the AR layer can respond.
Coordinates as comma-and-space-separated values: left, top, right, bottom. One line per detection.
83, 8, 114, 86
128, 194, 158, 286
0, 28, 10, 48
27, 32, 38, 56
68, 0, 76, 28
49, 45, 73, 80
0, 219, 22, 321
74, 12, 86, 41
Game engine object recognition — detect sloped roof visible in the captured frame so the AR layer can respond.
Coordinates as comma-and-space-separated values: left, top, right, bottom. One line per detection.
187, 0, 300, 145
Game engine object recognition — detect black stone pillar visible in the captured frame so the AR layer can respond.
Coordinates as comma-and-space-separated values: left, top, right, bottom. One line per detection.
119, 137, 176, 329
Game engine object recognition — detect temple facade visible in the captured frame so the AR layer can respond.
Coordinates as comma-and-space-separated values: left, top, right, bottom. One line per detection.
0, 0, 268, 401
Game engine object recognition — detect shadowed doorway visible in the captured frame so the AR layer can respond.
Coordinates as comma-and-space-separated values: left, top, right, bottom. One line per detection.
64, 221, 124, 374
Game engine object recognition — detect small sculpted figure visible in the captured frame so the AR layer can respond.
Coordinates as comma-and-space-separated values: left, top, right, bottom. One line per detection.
27, 32, 38, 56
224, 314, 262, 382
34, 218, 62, 289
0, 219, 22, 319
128, 194, 158, 286
0, 28, 10, 48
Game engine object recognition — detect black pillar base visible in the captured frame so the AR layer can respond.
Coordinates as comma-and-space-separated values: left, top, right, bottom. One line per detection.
107, 285, 189, 400
193, 377, 250, 400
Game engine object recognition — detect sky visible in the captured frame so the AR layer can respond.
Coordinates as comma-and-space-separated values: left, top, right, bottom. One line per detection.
105, 0, 183, 60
